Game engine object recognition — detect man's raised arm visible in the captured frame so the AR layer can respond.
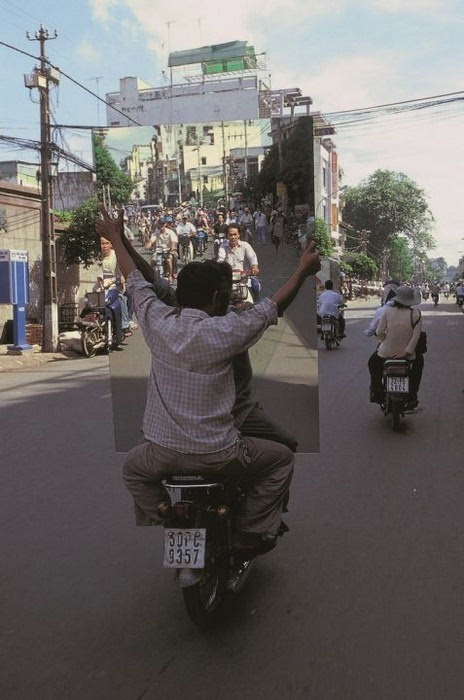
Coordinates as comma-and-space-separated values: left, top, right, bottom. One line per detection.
271, 241, 321, 316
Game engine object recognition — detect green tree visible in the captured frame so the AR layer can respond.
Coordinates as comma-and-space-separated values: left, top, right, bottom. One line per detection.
343, 170, 435, 262
93, 132, 133, 205
387, 236, 414, 281
59, 197, 101, 268
426, 256, 447, 281
280, 116, 313, 208
257, 143, 280, 202
343, 252, 379, 280
314, 217, 333, 257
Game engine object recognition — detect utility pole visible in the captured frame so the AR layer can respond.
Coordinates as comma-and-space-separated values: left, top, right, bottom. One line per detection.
244, 119, 248, 179
221, 121, 229, 205
26, 24, 59, 352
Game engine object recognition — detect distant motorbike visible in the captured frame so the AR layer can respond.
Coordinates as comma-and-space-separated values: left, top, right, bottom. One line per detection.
456, 293, 464, 308
422, 290, 430, 301
151, 244, 171, 278
444, 291, 449, 300
214, 231, 227, 260
320, 315, 341, 350
161, 474, 263, 628
178, 235, 194, 266
196, 228, 208, 256
431, 292, 439, 306
76, 289, 123, 357
381, 359, 414, 431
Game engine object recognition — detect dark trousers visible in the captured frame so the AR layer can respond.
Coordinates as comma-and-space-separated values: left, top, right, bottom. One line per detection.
368, 351, 424, 400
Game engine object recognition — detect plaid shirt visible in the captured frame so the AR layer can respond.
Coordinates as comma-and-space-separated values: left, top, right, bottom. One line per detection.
127, 270, 278, 453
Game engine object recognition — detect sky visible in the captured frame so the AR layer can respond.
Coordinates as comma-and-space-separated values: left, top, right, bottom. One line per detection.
1, 0, 464, 262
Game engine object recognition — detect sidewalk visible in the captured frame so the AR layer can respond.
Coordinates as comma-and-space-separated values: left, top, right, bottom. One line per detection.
0, 345, 80, 372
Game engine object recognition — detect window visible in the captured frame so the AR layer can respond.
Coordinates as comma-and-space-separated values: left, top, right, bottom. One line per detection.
322, 161, 328, 188
201, 157, 207, 165
203, 176, 209, 184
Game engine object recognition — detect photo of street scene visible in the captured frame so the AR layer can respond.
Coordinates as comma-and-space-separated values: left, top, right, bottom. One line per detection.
96, 117, 320, 452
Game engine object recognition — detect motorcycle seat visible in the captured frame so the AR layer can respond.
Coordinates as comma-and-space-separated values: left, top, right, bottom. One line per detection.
163, 475, 224, 489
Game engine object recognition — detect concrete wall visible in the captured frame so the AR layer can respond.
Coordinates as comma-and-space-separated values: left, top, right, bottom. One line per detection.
0, 181, 42, 333
0, 180, 103, 339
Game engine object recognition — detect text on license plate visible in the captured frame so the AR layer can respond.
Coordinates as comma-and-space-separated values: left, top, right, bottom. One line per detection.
163, 528, 206, 569
387, 376, 409, 393
322, 323, 332, 331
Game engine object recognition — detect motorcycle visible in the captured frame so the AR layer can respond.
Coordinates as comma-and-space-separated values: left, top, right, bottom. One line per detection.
214, 231, 227, 259
422, 290, 430, 301
431, 292, 439, 306
320, 315, 341, 350
196, 228, 208, 257
381, 359, 414, 431
162, 474, 256, 628
76, 289, 123, 357
231, 270, 257, 305
178, 235, 194, 266
444, 291, 449, 300
456, 294, 464, 308
152, 244, 171, 279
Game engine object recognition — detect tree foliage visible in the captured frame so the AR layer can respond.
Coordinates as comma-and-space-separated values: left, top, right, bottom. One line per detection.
343, 170, 435, 260
93, 132, 133, 205
59, 197, 101, 268
426, 256, 448, 281
386, 236, 414, 281
314, 217, 333, 257
257, 144, 280, 202
343, 252, 379, 280
279, 116, 313, 208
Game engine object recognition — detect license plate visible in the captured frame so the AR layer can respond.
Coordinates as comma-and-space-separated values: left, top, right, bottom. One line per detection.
163, 528, 206, 569
386, 376, 409, 393
321, 322, 332, 332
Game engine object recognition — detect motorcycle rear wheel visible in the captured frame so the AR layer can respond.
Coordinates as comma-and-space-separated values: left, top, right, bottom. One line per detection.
182, 559, 228, 628
81, 328, 99, 358
392, 403, 401, 431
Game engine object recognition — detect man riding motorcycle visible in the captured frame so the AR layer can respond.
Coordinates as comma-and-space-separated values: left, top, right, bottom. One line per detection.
217, 224, 260, 301
96, 207, 320, 559
318, 280, 346, 337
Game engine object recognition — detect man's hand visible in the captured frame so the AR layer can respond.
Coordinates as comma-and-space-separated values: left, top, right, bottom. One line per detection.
297, 240, 321, 277
251, 265, 259, 276
96, 205, 124, 245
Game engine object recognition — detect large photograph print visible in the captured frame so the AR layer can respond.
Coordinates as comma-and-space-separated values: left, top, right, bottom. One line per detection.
96, 116, 320, 453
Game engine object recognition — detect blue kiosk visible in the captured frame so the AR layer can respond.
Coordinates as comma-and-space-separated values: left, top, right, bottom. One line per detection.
0, 249, 33, 352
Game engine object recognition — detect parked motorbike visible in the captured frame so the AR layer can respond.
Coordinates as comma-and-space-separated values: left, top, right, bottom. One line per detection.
381, 359, 414, 431
162, 474, 256, 627
76, 289, 123, 357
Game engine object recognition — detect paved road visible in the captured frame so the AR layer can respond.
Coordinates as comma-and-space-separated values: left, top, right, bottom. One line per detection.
1, 297, 463, 699
110, 235, 319, 452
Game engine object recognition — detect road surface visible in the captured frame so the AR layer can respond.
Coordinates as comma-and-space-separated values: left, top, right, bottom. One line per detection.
1, 296, 463, 699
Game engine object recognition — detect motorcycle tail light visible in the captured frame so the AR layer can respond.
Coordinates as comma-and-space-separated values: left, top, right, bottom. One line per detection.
174, 502, 190, 517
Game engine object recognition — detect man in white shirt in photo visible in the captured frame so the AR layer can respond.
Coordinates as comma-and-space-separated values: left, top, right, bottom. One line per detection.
217, 224, 260, 300
146, 219, 178, 280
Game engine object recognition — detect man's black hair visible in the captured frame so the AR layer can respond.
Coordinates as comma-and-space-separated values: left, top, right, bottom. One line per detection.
176, 261, 232, 309
325, 280, 334, 290
227, 222, 240, 235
